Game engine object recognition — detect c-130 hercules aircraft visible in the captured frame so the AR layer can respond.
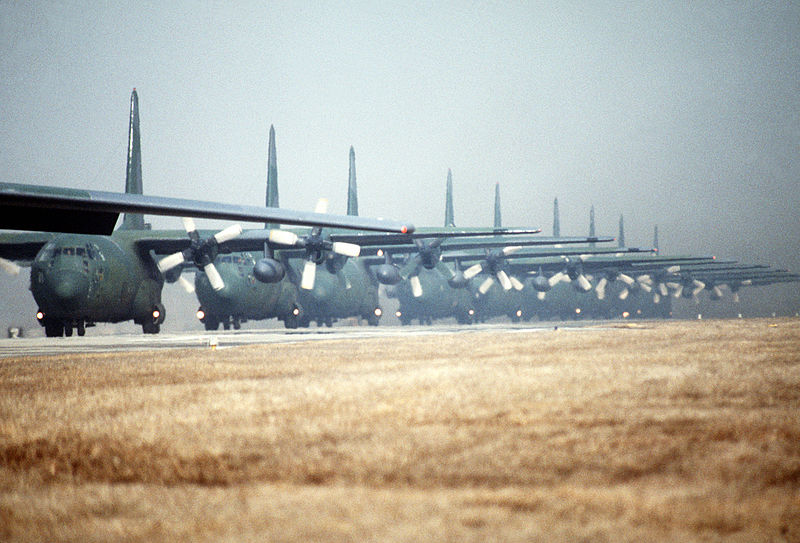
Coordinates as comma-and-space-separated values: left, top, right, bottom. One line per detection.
0, 90, 414, 337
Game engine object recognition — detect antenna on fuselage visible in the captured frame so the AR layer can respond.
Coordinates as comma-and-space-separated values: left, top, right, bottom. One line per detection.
618, 214, 625, 248
589, 205, 596, 247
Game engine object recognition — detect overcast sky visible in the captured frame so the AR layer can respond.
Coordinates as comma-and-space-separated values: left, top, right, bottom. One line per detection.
1, 1, 798, 318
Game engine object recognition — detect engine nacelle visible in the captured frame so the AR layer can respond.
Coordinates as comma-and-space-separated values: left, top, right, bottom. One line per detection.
253, 258, 285, 283
375, 264, 402, 285
531, 275, 551, 292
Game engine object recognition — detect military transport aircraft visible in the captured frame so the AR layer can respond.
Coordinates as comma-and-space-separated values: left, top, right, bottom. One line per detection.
194, 143, 551, 329
380, 180, 622, 324
0, 92, 413, 337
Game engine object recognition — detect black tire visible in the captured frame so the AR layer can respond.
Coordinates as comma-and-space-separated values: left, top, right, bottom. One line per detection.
44, 319, 64, 338
142, 321, 160, 334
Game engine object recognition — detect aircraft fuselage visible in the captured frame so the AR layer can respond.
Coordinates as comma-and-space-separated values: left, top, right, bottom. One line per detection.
30, 231, 165, 336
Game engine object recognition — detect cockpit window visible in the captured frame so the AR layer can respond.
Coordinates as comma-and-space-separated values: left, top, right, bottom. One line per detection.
36, 242, 56, 262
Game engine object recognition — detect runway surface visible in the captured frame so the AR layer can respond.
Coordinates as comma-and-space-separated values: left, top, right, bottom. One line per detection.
0, 321, 609, 357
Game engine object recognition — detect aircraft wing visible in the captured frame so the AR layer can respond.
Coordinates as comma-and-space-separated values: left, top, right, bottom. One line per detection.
502, 254, 717, 275
326, 227, 543, 247
0, 182, 414, 235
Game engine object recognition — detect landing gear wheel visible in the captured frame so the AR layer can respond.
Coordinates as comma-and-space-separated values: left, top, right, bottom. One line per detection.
44, 319, 64, 338
283, 313, 299, 329
142, 321, 160, 334
77, 321, 86, 336
64, 325, 73, 337
204, 318, 220, 331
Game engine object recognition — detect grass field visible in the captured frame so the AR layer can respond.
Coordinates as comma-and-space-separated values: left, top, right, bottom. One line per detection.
1, 319, 799, 542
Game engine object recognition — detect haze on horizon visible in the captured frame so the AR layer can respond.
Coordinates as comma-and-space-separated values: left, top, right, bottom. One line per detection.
1, 1, 798, 327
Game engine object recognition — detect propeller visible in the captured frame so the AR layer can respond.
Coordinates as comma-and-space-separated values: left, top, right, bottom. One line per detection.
0, 257, 21, 275
176, 275, 195, 294
157, 218, 243, 291
552, 255, 592, 294
462, 246, 524, 296
268, 199, 361, 290
397, 238, 454, 298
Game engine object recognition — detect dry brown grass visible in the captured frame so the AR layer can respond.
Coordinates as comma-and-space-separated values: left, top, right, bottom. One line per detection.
1, 318, 799, 542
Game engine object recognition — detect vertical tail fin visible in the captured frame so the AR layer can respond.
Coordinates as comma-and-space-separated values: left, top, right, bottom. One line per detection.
589, 205, 596, 246
653, 225, 659, 252
347, 146, 358, 216
120, 89, 145, 230
265, 125, 279, 230
553, 198, 560, 237
618, 214, 625, 248
493, 183, 502, 228
444, 169, 455, 227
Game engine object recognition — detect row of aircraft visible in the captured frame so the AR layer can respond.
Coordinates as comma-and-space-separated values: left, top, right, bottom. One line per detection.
1, 90, 797, 336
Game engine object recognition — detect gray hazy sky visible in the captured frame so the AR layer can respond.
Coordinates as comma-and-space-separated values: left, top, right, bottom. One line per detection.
1, 1, 799, 315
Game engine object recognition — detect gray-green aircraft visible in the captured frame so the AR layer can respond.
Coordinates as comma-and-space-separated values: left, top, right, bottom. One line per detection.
0, 92, 413, 337
194, 146, 548, 329
382, 179, 618, 324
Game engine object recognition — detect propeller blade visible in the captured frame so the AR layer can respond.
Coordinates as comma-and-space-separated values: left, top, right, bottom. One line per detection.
409, 275, 423, 298
665, 265, 680, 274
502, 245, 523, 256
463, 263, 484, 280
733, 292, 740, 303
692, 283, 705, 297
637, 274, 653, 285
331, 241, 361, 258
205, 263, 225, 291
673, 285, 684, 298
618, 273, 635, 286
653, 292, 661, 304
157, 251, 186, 274
301, 260, 317, 290
548, 271, 566, 287
595, 277, 607, 300
576, 274, 592, 292
182, 217, 198, 234
639, 281, 652, 293
658, 283, 669, 297
619, 287, 630, 300
509, 275, 525, 291
496, 270, 512, 291
177, 274, 195, 293
269, 229, 300, 246
314, 198, 329, 214
214, 224, 243, 244
0, 257, 21, 275
478, 276, 495, 295
537, 291, 546, 300
712, 285, 723, 298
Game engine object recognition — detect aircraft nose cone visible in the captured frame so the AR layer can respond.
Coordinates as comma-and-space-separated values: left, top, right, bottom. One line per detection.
48, 270, 89, 305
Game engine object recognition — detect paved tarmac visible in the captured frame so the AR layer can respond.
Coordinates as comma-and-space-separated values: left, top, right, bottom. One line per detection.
0, 322, 609, 358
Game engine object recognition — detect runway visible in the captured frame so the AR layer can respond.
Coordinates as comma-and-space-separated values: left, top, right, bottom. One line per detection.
0, 321, 609, 358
